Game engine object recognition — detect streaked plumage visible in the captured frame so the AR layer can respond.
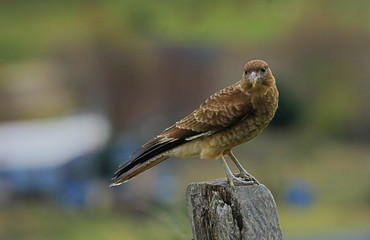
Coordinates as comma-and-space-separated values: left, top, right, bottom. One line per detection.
111, 60, 278, 187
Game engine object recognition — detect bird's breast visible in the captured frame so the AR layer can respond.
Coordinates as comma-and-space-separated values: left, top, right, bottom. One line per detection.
200, 86, 278, 159
169, 86, 278, 160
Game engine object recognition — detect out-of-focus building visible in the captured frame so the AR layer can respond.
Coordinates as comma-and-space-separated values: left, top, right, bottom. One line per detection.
0, 114, 110, 206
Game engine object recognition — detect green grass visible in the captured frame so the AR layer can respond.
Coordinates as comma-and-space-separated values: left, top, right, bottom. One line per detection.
0, 202, 191, 240
0, 196, 368, 240
279, 204, 370, 237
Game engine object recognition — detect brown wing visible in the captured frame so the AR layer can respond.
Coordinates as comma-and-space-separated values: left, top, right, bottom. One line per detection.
112, 82, 254, 184
163, 83, 254, 137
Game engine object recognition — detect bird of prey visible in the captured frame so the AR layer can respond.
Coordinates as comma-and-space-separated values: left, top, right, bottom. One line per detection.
111, 59, 278, 188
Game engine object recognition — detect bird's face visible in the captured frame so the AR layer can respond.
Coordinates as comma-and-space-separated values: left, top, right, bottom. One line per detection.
241, 60, 275, 91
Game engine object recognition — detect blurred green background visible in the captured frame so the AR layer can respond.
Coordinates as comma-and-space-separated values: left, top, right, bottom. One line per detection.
0, 0, 369, 239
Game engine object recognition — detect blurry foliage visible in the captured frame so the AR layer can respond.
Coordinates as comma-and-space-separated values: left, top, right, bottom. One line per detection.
1, 0, 369, 59
270, 86, 301, 127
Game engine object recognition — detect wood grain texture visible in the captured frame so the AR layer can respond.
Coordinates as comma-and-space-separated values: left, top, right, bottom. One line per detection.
186, 179, 282, 240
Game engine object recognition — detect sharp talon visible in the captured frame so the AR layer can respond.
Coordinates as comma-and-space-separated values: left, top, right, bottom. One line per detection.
248, 177, 260, 185
233, 174, 260, 185
231, 175, 255, 186
235, 173, 259, 183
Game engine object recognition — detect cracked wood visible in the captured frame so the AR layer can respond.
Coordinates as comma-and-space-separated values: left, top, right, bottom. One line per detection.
186, 178, 282, 240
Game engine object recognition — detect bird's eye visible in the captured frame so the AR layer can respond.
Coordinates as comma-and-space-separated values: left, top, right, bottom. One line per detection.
244, 70, 248, 75
260, 66, 267, 73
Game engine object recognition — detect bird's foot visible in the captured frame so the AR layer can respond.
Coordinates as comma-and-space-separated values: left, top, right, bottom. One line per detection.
221, 156, 258, 188
234, 172, 260, 185
225, 151, 260, 185
226, 174, 256, 188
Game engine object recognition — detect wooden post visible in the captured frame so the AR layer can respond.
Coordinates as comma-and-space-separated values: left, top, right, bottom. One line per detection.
186, 178, 282, 240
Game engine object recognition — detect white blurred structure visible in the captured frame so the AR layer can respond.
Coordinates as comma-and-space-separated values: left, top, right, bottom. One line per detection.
0, 113, 110, 170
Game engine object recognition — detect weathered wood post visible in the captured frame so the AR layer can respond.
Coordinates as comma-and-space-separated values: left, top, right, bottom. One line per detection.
186, 178, 282, 240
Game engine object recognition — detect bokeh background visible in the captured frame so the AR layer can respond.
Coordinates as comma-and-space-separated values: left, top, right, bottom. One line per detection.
0, 0, 369, 239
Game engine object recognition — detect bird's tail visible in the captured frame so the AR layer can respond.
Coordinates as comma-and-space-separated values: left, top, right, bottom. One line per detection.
110, 154, 169, 187
111, 126, 192, 186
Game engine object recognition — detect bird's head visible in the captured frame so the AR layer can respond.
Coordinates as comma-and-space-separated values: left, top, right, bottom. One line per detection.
241, 60, 275, 93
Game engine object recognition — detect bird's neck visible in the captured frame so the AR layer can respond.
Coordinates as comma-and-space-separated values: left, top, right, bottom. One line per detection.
240, 77, 276, 96
251, 85, 279, 118
247, 84, 275, 97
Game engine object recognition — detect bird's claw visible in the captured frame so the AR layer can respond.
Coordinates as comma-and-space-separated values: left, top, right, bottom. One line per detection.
226, 173, 258, 189
221, 155, 259, 188
234, 172, 260, 185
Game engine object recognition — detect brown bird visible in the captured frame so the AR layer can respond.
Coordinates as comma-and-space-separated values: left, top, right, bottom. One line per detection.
111, 59, 278, 187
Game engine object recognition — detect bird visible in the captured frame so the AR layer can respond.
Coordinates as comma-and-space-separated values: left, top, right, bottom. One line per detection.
111, 59, 278, 188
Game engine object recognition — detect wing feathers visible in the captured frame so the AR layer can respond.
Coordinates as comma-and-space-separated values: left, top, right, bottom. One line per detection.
177, 89, 253, 131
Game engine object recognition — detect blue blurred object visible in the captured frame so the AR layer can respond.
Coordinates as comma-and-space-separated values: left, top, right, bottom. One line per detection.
8, 167, 61, 193
284, 179, 315, 208
61, 178, 89, 208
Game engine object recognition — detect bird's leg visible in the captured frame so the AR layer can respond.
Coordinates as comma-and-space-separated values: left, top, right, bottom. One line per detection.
220, 156, 254, 188
227, 151, 260, 185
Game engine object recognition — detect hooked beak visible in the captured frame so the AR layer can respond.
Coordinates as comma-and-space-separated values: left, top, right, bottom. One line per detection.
248, 72, 259, 87
251, 78, 257, 87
